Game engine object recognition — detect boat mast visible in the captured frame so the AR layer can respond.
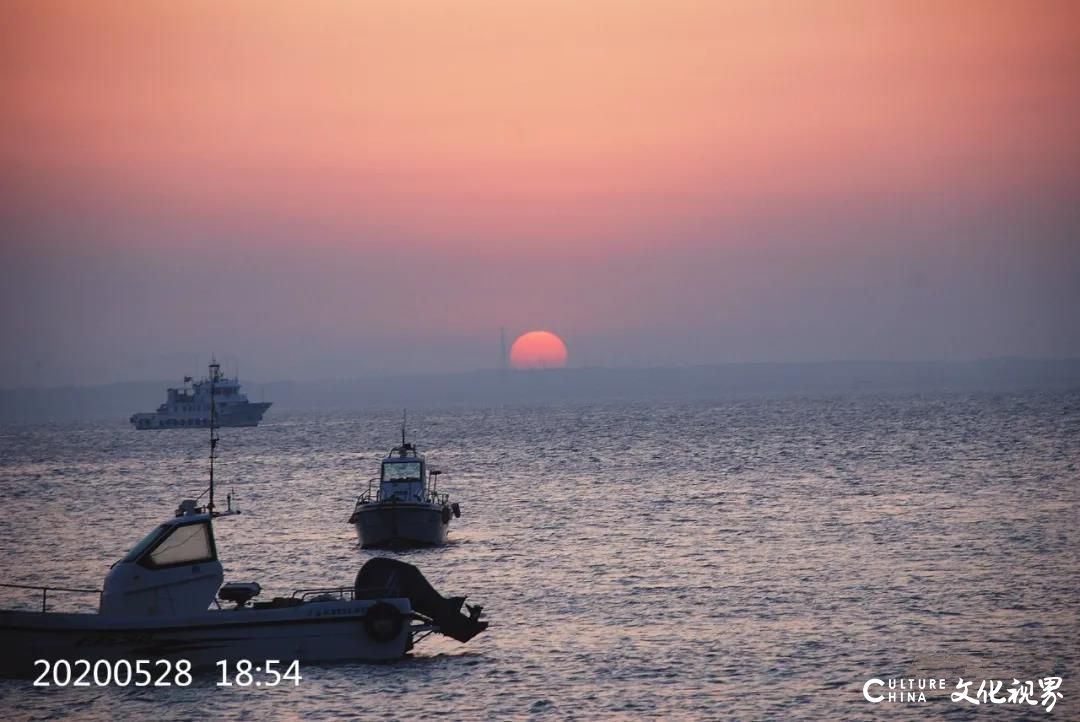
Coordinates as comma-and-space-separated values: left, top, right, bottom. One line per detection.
401, 409, 407, 447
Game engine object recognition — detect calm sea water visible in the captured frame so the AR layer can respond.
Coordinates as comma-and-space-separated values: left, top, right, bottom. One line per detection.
0, 392, 1077, 721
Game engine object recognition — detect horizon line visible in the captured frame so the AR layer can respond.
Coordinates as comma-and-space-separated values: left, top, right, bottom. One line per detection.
4, 356, 1080, 393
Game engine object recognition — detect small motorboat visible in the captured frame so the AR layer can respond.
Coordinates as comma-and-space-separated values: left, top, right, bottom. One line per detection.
0, 384, 485, 678
0, 504, 487, 677
349, 422, 461, 548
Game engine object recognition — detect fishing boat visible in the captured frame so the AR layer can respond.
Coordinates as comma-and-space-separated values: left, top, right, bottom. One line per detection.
348, 422, 461, 548
0, 383, 485, 679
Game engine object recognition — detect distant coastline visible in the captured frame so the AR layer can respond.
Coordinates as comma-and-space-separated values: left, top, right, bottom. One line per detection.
1, 358, 1078, 423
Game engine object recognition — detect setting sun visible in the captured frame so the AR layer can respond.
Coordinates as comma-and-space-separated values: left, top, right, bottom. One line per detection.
509, 331, 568, 370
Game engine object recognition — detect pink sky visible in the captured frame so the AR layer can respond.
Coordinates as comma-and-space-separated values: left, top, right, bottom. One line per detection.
1, 1, 1078, 384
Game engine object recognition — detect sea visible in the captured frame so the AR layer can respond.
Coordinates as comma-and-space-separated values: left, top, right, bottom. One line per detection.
0, 391, 1077, 720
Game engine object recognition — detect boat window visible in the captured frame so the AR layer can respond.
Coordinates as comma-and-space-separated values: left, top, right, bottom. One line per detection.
383, 461, 422, 482
122, 524, 169, 563
142, 522, 215, 567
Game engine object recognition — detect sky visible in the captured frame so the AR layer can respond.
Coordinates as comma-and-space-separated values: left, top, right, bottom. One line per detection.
1, 0, 1078, 386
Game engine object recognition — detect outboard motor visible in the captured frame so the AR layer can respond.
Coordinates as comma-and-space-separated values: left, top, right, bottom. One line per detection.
354, 558, 488, 642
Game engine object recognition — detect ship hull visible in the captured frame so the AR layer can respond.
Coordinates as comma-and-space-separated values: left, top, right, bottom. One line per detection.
350, 502, 451, 548
0, 597, 411, 678
131, 402, 272, 430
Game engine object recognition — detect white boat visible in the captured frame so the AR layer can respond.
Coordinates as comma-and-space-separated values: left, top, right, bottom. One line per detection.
0, 508, 485, 677
349, 425, 461, 548
130, 359, 271, 429
0, 386, 485, 679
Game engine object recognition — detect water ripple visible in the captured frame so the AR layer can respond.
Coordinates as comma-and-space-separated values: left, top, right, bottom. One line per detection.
0, 391, 1077, 719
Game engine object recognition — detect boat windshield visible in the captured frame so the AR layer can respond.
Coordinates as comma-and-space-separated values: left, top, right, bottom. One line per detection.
383, 461, 421, 482
145, 522, 214, 567
122, 524, 169, 563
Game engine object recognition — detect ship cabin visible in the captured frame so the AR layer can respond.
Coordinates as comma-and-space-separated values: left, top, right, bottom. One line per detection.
100, 501, 223, 618
379, 444, 427, 503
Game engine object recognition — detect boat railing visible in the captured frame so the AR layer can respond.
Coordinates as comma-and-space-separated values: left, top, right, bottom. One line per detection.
426, 489, 450, 505
354, 476, 452, 509
291, 586, 356, 602
0, 582, 101, 613
355, 485, 450, 507
355, 478, 380, 505
427, 470, 450, 506
290, 586, 399, 602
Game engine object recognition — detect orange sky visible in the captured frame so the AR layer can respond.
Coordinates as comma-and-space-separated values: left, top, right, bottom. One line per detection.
1, 1, 1079, 384
3, 0, 1078, 254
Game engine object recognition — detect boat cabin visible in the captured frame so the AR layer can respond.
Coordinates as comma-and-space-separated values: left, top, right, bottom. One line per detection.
99, 501, 223, 618
380, 443, 427, 502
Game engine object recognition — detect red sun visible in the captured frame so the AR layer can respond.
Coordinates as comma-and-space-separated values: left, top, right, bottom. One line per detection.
510, 331, 568, 369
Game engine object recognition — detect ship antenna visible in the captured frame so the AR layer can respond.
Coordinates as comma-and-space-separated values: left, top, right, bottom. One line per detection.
401, 409, 407, 446
209, 358, 219, 516
500, 327, 507, 373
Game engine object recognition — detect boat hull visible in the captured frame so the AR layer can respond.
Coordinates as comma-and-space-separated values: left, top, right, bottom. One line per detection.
130, 402, 272, 430
351, 502, 451, 548
0, 597, 411, 678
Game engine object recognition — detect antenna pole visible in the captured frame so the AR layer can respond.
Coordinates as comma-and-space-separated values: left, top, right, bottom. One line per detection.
209, 359, 219, 516
500, 327, 507, 372
401, 409, 406, 446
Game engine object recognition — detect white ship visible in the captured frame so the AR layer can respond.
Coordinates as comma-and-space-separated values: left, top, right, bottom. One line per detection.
131, 360, 271, 429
